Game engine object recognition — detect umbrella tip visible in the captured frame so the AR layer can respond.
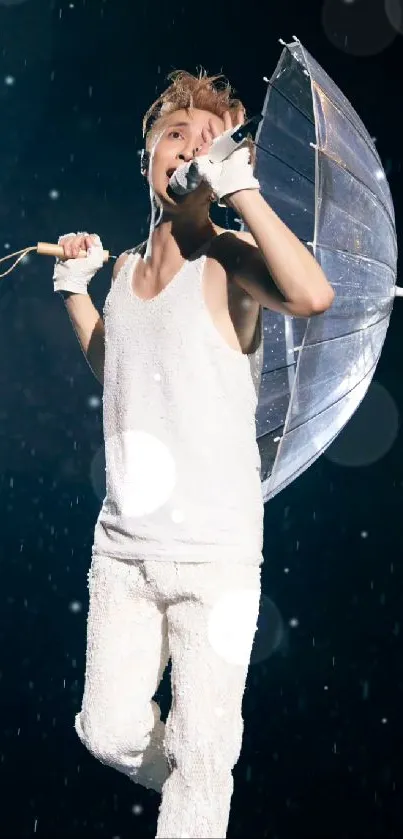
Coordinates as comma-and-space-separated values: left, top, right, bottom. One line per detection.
278, 38, 287, 46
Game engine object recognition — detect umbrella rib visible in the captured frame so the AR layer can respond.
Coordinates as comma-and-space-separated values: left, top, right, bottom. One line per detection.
317, 198, 375, 237
260, 359, 299, 375
268, 67, 384, 196
256, 338, 386, 445
265, 418, 344, 485
256, 140, 394, 249
257, 309, 390, 442
317, 242, 396, 275
296, 309, 391, 351
278, 345, 384, 437
257, 423, 284, 438
282, 41, 384, 174
265, 60, 393, 226
316, 146, 396, 231
255, 140, 315, 185
312, 81, 385, 176
260, 309, 390, 364
263, 76, 315, 126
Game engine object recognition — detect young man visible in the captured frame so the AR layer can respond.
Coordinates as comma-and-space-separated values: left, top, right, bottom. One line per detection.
54, 71, 334, 838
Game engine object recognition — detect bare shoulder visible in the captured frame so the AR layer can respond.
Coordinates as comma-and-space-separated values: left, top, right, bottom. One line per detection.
112, 251, 131, 281
214, 227, 291, 313
226, 229, 257, 248
214, 227, 259, 257
212, 228, 262, 280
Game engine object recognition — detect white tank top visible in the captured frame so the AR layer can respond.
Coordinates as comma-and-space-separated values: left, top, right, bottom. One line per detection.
92, 234, 265, 565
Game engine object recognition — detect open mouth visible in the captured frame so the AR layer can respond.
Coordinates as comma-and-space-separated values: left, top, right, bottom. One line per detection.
166, 168, 176, 181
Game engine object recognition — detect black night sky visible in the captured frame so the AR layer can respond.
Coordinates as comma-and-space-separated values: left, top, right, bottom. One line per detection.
1, 0, 403, 837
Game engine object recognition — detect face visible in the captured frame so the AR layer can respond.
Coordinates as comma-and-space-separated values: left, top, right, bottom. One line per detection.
145, 108, 230, 210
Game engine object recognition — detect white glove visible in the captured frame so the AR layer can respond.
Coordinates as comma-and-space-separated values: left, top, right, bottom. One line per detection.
198, 144, 260, 204
53, 232, 105, 294
169, 124, 260, 205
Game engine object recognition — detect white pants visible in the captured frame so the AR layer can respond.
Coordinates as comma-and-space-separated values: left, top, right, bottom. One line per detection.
75, 554, 261, 838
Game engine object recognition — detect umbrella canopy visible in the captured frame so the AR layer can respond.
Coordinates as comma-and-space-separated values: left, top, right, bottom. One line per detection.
247, 37, 398, 503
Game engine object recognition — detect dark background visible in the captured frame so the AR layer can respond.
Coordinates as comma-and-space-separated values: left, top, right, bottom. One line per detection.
0, 0, 403, 836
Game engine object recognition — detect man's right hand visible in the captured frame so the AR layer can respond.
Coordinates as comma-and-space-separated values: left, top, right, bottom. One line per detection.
59, 232, 100, 259
53, 232, 105, 295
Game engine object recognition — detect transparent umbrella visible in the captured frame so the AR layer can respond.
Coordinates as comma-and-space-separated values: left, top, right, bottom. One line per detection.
248, 36, 399, 503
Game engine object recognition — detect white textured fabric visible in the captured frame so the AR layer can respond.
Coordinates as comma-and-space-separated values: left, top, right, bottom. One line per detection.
75, 553, 261, 838
92, 233, 265, 565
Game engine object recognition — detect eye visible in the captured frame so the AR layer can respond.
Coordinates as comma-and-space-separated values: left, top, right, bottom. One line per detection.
168, 130, 182, 139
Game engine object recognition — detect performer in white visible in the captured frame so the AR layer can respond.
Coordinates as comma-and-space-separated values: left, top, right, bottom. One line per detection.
53, 71, 334, 838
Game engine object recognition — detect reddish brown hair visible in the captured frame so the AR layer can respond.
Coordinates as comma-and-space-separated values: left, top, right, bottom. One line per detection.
143, 69, 255, 165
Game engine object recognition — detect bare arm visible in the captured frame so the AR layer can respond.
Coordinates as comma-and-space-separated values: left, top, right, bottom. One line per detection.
59, 252, 128, 386
227, 191, 335, 316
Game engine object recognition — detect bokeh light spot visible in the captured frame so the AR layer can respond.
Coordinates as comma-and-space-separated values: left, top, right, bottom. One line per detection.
322, 0, 397, 55
324, 380, 399, 467
208, 590, 285, 667
385, 0, 403, 32
106, 430, 177, 517
208, 588, 261, 667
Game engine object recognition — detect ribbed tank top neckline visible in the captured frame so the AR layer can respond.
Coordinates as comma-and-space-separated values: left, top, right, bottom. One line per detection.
126, 231, 228, 305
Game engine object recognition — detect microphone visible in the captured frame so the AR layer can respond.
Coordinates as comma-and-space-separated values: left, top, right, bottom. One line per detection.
36, 242, 111, 262
0, 242, 115, 279
208, 114, 262, 163
168, 161, 202, 196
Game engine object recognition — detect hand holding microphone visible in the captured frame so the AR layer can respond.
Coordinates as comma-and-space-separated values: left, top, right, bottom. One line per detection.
169, 113, 261, 205
52, 232, 106, 295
